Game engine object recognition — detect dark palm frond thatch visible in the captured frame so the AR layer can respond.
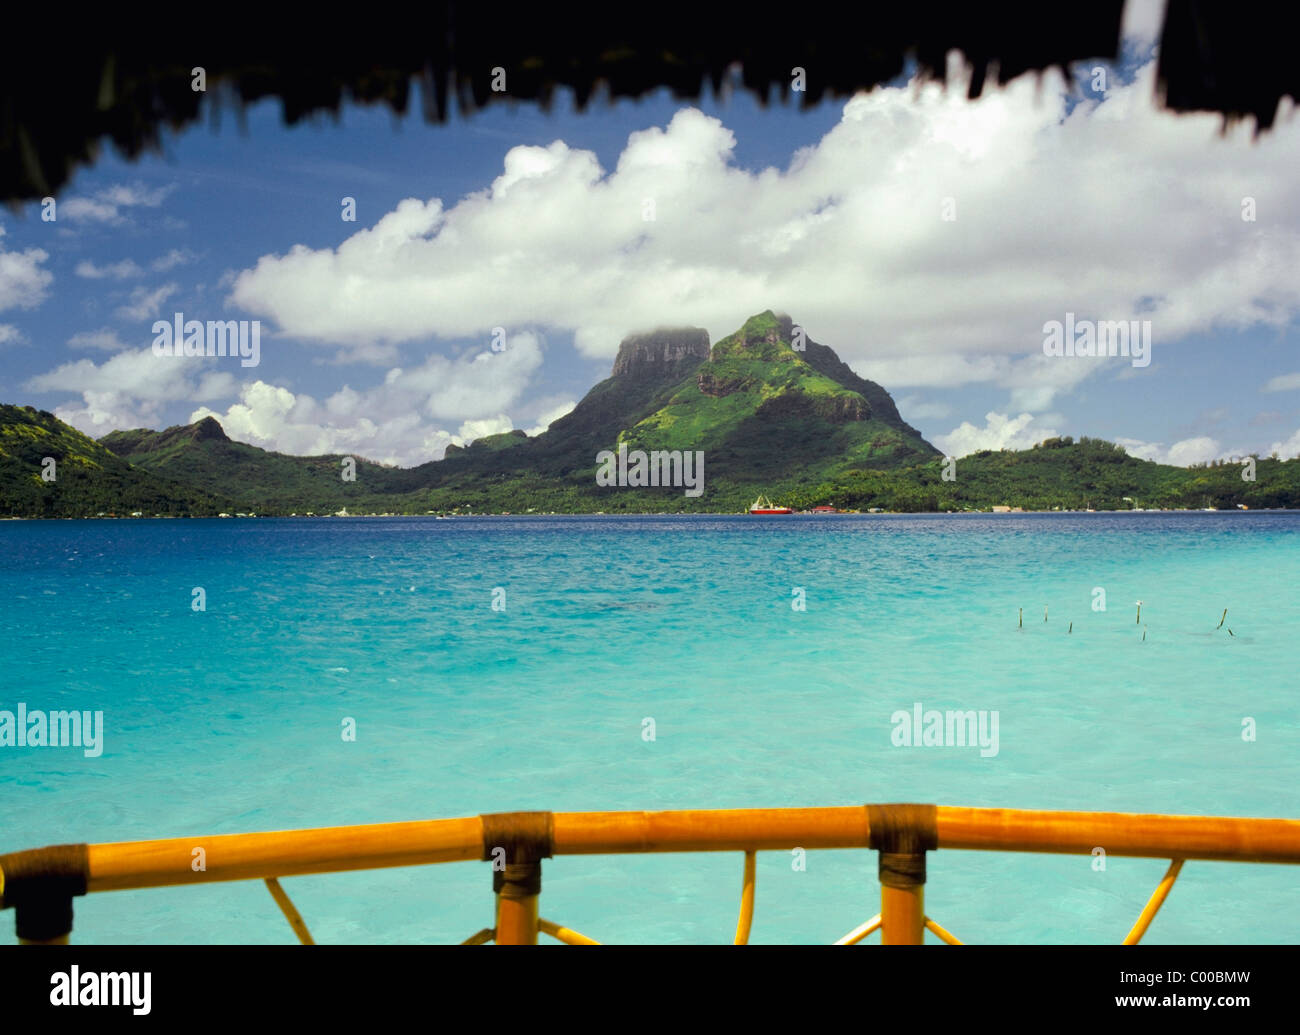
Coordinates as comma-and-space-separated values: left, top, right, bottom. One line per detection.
2, 2, 1294, 205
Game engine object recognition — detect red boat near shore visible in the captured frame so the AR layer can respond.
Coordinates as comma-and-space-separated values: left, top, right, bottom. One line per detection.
749, 495, 793, 514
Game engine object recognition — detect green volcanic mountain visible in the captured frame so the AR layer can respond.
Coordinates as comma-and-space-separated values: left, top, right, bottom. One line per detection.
400, 310, 939, 510
0, 404, 229, 517
440, 323, 719, 482
4, 309, 1300, 516
617, 311, 937, 479
22, 310, 941, 513
101, 415, 418, 512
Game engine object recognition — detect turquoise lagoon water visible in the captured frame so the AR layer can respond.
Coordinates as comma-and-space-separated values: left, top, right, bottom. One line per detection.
0, 512, 1297, 944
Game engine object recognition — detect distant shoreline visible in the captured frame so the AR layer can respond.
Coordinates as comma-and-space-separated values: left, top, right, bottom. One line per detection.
2, 509, 1293, 522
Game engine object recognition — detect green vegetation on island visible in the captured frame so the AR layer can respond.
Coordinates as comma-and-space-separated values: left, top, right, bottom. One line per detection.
0, 404, 231, 517
3, 312, 1299, 517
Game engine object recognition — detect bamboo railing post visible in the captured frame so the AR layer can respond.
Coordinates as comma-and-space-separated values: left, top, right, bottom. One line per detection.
869, 804, 937, 945
881, 881, 925, 944
0, 845, 89, 945
494, 869, 540, 945
481, 811, 553, 946
733, 850, 756, 944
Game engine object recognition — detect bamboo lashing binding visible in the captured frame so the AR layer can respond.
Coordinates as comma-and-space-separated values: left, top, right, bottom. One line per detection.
481, 811, 554, 945
868, 804, 938, 945
0, 844, 90, 944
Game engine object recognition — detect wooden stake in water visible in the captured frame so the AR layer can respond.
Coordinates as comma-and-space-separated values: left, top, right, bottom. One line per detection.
1136, 600, 1143, 625
1142, 625, 1147, 642
1068, 621, 1072, 634
1018, 607, 1022, 629
1044, 605, 1048, 623
1217, 608, 1228, 630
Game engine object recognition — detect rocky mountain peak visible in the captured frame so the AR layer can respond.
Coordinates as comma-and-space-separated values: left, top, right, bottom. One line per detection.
736, 310, 795, 348
611, 327, 710, 378
191, 416, 229, 443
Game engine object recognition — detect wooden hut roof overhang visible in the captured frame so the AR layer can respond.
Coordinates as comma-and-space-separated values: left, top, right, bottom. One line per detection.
1, 1, 1295, 204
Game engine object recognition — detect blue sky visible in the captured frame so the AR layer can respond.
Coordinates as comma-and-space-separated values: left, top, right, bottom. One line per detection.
2, 5, 1298, 466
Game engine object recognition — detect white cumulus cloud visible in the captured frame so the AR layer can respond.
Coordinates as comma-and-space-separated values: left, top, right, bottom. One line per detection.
1115, 435, 1249, 466
0, 225, 53, 312
188, 332, 546, 464
223, 55, 1300, 416
115, 283, 179, 321
526, 401, 577, 436
76, 259, 145, 279
61, 183, 174, 224
1266, 429, 1300, 460
1264, 372, 1300, 392
67, 328, 132, 351
934, 412, 1061, 457
25, 348, 228, 435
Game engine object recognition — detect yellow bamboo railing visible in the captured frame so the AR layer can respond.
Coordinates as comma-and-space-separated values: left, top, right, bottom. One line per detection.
3, 804, 1299, 945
